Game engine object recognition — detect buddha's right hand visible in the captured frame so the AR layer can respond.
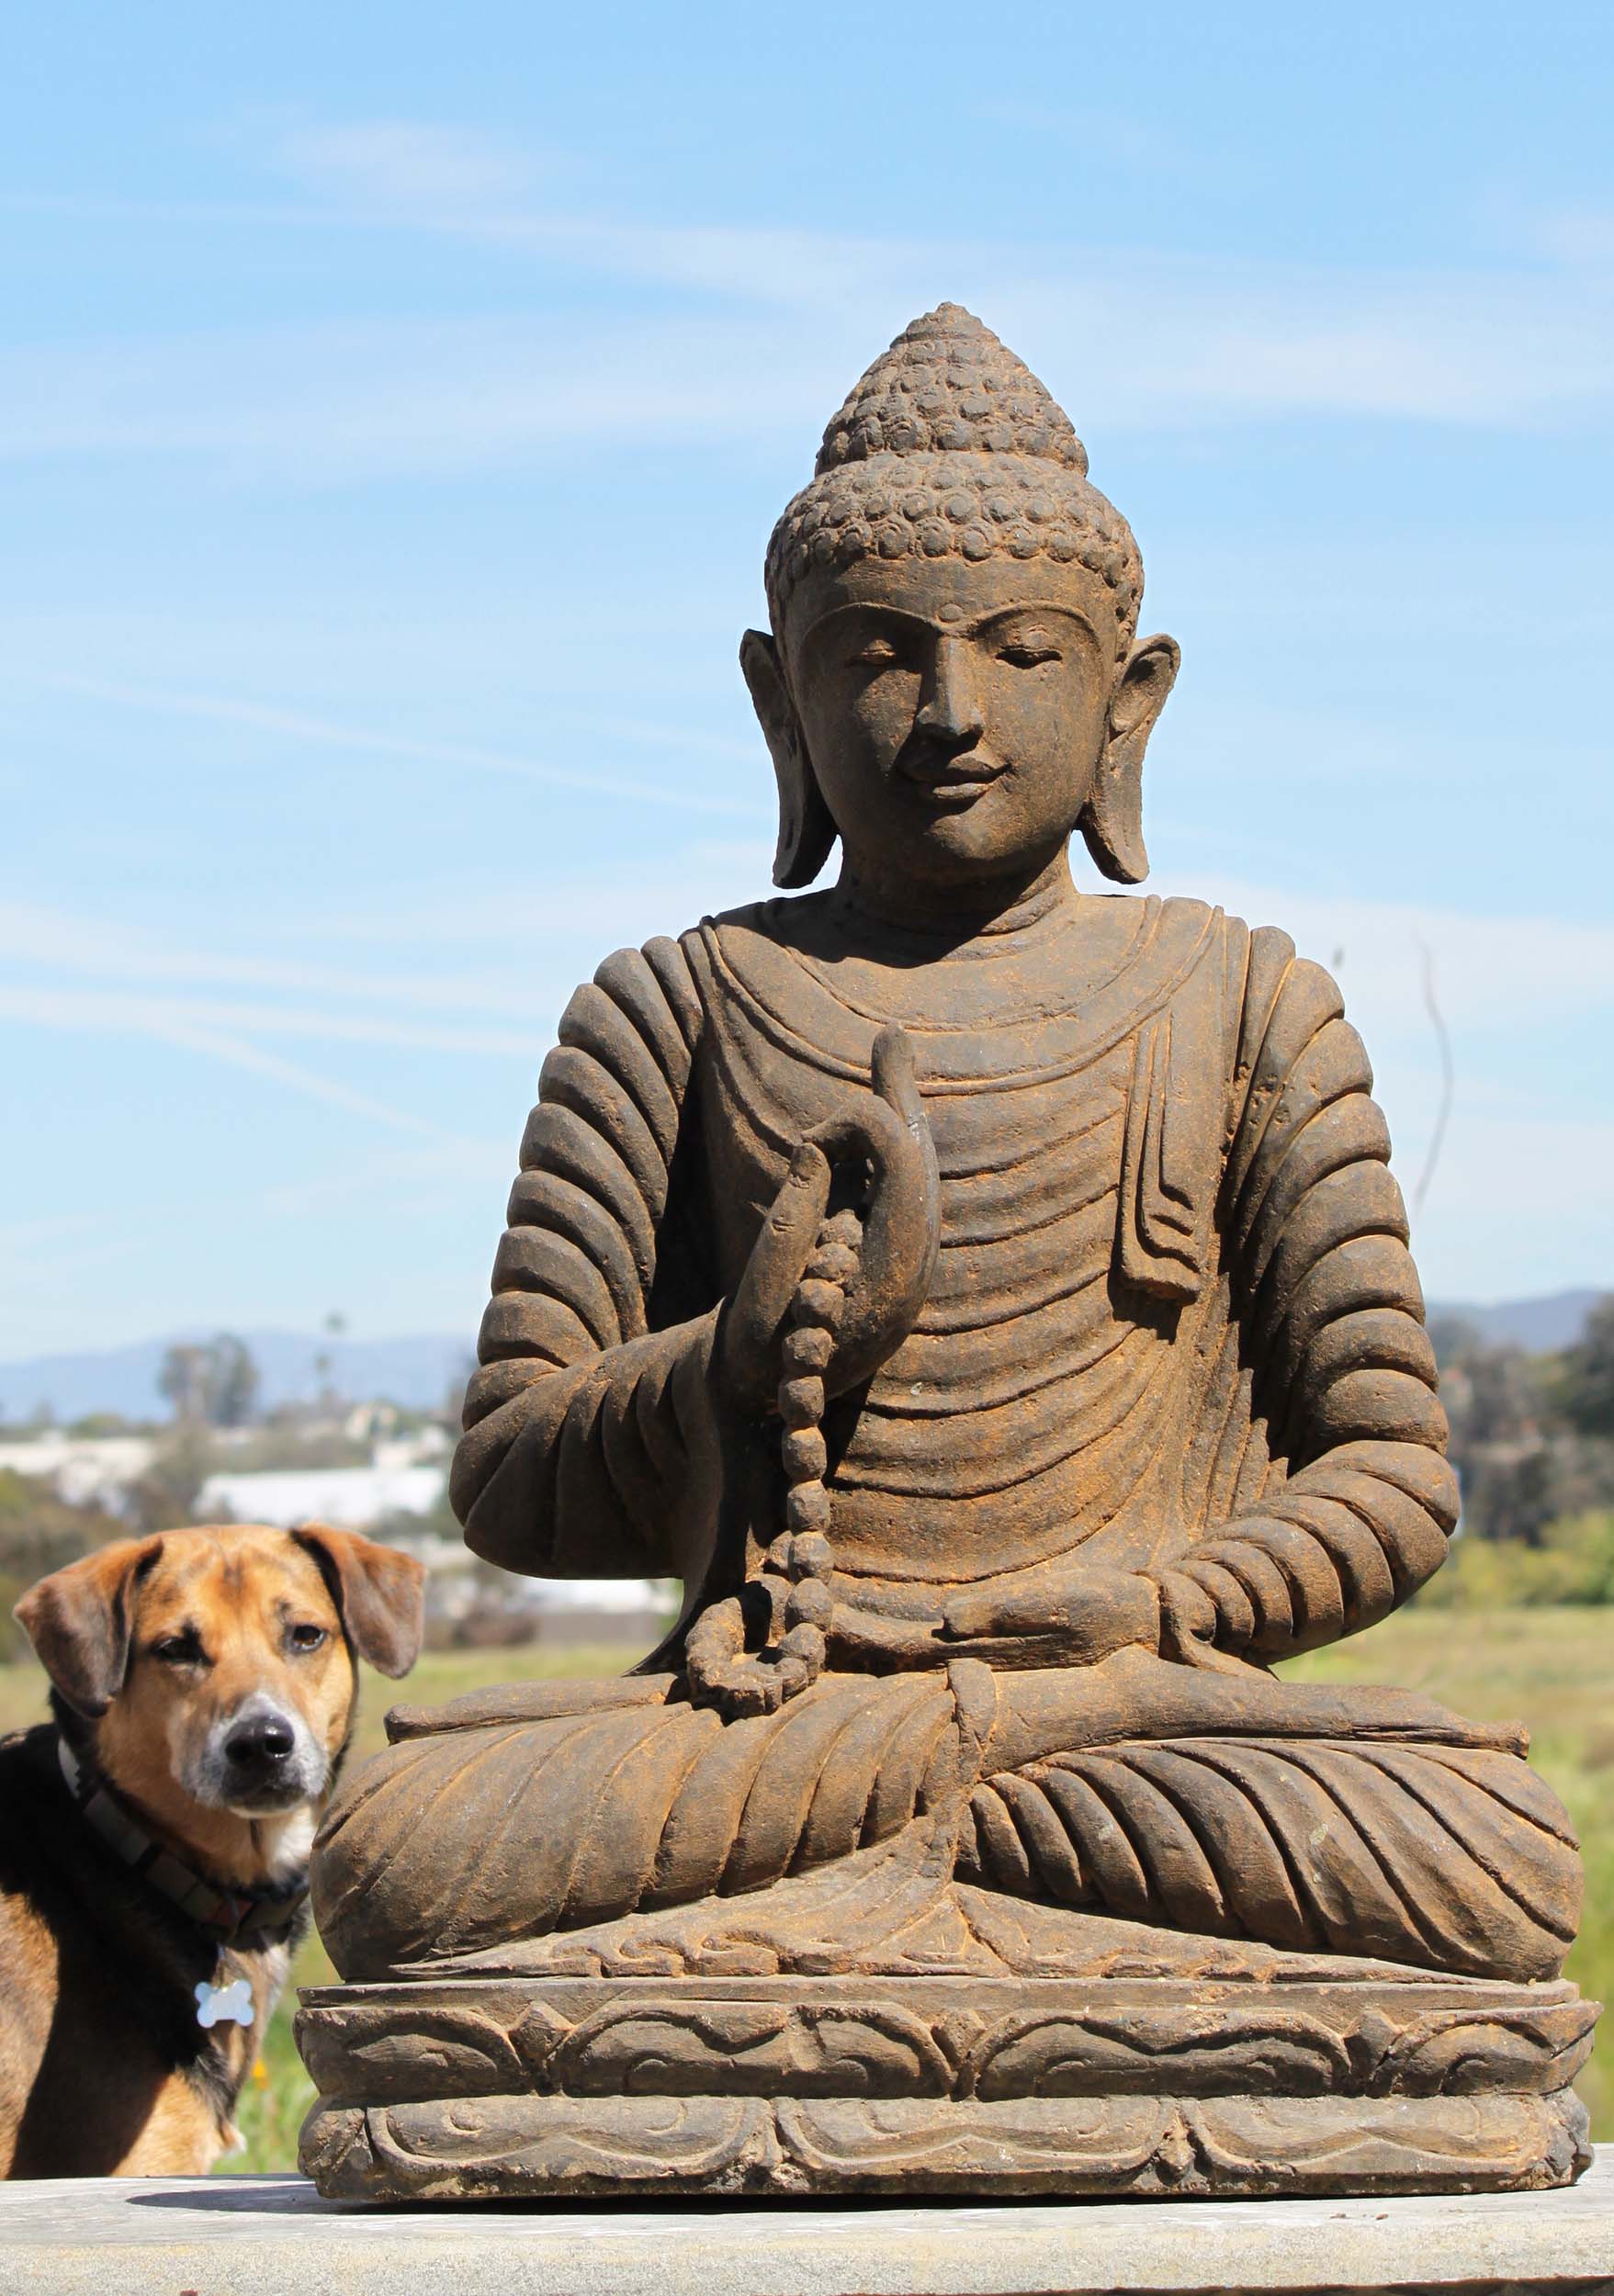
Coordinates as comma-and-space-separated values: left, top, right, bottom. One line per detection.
719, 1025, 940, 1415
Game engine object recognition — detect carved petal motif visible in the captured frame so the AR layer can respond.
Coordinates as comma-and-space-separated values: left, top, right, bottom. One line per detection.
358, 2095, 771, 2197
775, 2095, 1174, 2178
1189, 2092, 1589, 2189
556, 1999, 954, 2098
969, 2007, 1352, 2099
294, 2002, 529, 2103
1367, 2000, 1601, 2097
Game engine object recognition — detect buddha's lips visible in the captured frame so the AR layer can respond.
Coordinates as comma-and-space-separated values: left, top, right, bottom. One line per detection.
896, 751, 1006, 805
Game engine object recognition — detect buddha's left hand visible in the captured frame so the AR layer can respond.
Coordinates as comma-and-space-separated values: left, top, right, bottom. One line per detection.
941, 1560, 1160, 1665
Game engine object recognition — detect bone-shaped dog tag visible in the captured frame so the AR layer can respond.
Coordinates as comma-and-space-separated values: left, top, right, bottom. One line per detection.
196, 1976, 254, 2030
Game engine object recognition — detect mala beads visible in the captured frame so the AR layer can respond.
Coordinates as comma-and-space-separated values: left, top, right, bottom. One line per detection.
685, 1205, 862, 1718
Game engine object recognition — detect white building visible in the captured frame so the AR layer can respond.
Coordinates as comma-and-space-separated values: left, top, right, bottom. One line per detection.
196, 1462, 447, 1529
0, 1432, 157, 1510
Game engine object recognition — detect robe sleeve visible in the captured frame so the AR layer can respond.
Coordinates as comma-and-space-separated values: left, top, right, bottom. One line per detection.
1165, 927, 1458, 1661
448, 936, 728, 1583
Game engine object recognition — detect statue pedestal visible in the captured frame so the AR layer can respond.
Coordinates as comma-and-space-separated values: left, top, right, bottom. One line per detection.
297, 1969, 1595, 2201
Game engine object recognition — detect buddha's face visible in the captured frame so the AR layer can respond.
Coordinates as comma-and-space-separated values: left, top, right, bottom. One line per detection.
780, 553, 1145, 890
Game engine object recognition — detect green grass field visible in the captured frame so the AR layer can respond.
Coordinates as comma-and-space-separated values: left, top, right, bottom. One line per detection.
1, 1613, 1607, 2168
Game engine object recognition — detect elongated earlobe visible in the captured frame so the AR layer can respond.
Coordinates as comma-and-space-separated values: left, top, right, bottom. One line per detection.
740, 629, 838, 889
1079, 632, 1180, 884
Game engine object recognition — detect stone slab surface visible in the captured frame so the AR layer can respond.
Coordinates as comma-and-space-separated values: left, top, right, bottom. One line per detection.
0, 2147, 1610, 2296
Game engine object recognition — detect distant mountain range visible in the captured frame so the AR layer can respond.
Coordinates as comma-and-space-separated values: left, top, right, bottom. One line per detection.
0, 1291, 1605, 1425
0, 1331, 473, 1425
1424, 1289, 1604, 1353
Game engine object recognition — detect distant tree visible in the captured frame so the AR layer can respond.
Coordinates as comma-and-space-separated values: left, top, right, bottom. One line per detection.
1427, 1314, 1484, 1366
1436, 1332, 1545, 1451
158, 1334, 260, 1430
158, 1343, 209, 1425
313, 1311, 348, 1415
1431, 1304, 1614, 1547
1558, 1295, 1614, 1438
206, 1334, 259, 1429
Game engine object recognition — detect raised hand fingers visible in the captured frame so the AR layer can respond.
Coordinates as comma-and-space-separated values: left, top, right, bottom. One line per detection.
721, 1141, 832, 1412
811, 1029, 941, 1395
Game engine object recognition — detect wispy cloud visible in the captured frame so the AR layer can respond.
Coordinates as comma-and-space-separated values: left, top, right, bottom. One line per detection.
0, 906, 520, 1141
2, 118, 1611, 486
26, 674, 766, 820
1184, 875, 1614, 1042
0, 282, 1602, 490
0, 1213, 105, 1262
0, 982, 536, 1060
255, 1140, 512, 1219
270, 120, 551, 214
1526, 207, 1614, 266
0, 898, 546, 1016
0, 985, 491, 1139
1175, 871, 1614, 1293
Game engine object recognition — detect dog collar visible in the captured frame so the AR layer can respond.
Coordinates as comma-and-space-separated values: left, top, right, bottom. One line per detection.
56, 1732, 309, 1945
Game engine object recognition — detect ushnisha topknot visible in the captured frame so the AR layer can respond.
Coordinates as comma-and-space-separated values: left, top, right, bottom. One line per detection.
765, 303, 1144, 654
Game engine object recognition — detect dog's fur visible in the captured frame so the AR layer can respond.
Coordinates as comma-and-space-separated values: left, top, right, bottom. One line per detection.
0, 1523, 423, 2177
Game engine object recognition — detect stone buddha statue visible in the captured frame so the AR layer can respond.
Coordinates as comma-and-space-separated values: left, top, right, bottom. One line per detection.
299, 307, 1595, 2202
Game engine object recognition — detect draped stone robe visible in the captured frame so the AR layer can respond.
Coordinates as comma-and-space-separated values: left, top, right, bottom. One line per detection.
452, 888, 1454, 1657
314, 891, 1580, 1986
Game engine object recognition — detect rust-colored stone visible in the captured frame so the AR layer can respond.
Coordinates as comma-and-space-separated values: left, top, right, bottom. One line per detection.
299, 304, 1596, 2200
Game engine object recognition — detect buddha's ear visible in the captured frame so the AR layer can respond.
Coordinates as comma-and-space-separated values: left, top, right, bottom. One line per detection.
1080, 632, 1180, 885
740, 629, 838, 889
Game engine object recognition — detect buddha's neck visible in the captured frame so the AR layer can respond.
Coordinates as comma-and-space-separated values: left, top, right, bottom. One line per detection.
831, 845, 1079, 943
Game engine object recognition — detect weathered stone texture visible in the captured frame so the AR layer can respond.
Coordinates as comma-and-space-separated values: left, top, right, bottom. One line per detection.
298, 304, 1597, 2200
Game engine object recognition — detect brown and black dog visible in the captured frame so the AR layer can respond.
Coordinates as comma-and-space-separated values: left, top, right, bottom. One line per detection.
0, 1522, 423, 2176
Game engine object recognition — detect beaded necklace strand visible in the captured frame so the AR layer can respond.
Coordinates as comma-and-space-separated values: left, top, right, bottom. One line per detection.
684, 1203, 862, 1718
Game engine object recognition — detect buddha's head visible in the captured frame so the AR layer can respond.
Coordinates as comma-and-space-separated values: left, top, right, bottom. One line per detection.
743, 305, 1179, 898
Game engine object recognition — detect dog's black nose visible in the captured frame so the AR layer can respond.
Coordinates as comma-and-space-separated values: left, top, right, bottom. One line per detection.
224, 1712, 296, 1769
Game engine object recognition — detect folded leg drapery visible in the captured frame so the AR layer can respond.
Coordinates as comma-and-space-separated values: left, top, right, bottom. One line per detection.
313, 1650, 1579, 1987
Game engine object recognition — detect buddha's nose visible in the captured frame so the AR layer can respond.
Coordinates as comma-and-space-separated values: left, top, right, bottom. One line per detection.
916, 637, 985, 746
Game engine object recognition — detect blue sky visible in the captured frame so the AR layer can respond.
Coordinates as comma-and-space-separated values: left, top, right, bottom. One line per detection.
4, 1, 1612, 1365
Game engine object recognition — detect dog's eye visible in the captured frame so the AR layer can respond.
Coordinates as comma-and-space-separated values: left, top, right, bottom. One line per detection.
288, 1623, 329, 1653
152, 1630, 204, 1667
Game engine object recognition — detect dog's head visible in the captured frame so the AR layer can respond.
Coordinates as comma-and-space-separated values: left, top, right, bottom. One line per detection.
16, 1525, 424, 1842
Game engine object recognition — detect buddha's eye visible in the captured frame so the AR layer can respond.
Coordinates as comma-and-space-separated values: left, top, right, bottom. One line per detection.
849, 636, 902, 670
999, 636, 1062, 669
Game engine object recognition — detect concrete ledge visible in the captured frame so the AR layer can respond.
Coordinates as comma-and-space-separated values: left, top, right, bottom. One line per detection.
1, 2147, 1610, 2296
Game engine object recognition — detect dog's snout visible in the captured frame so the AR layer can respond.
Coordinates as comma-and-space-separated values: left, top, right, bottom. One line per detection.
223, 1707, 296, 1771
193, 1686, 328, 1816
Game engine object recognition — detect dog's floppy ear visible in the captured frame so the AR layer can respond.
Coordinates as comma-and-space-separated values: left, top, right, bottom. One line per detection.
14, 1537, 164, 1716
292, 1524, 425, 1679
